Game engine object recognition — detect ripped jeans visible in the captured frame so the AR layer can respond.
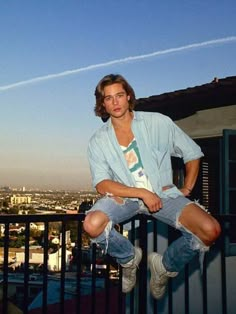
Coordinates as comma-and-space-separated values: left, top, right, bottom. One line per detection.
86, 195, 209, 273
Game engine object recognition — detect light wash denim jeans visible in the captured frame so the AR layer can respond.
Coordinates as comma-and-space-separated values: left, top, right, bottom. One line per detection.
86, 195, 208, 272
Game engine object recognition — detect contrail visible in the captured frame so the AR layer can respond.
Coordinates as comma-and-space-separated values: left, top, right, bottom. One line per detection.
1, 36, 236, 92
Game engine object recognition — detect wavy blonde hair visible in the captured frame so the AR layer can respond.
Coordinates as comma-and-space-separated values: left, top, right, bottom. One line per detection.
94, 74, 136, 121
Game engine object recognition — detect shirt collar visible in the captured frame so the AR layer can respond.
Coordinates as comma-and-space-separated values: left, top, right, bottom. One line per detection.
104, 111, 143, 129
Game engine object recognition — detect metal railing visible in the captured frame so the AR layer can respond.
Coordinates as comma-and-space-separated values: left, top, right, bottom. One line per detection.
0, 213, 235, 314
121, 214, 236, 314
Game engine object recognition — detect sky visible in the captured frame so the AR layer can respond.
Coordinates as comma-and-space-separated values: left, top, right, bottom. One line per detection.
0, 0, 236, 191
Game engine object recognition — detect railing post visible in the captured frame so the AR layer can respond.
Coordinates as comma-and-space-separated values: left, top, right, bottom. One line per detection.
60, 221, 66, 314
42, 221, 49, 314
91, 242, 97, 314
76, 219, 83, 314
138, 214, 147, 314
3, 223, 10, 314
23, 221, 30, 314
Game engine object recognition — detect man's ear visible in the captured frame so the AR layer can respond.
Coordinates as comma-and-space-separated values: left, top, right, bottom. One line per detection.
127, 95, 130, 101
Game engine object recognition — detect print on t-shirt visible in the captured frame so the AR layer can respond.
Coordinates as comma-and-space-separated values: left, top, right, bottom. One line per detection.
121, 139, 153, 191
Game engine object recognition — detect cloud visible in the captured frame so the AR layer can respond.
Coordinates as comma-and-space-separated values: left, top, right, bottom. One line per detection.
1, 36, 236, 92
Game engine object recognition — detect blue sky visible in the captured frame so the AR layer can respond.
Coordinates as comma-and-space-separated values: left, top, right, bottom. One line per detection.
0, 0, 236, 191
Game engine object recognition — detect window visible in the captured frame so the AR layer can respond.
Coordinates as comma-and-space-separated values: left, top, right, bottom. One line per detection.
196, 130, 236, 256
172, 130, 236, 256
221, 130, 236, 255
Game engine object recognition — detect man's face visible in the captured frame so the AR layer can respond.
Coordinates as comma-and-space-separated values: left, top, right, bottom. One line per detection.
103, 83, 130, 119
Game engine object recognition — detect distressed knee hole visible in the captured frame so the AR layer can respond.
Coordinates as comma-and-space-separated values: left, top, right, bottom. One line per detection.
177, 222, 210, 252
191, 237, 209, 252
175, 215, 209, 253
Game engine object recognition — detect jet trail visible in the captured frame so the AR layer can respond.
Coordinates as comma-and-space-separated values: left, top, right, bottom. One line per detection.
0, 36, 236, 92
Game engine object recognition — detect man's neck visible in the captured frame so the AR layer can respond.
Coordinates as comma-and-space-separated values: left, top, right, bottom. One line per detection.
111, 111, 133, 130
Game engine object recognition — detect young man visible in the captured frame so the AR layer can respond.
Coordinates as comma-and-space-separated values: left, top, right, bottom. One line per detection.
83, 74, 221, 299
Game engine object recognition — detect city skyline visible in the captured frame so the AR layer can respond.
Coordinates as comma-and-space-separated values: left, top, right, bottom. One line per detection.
0, 1, 236, 190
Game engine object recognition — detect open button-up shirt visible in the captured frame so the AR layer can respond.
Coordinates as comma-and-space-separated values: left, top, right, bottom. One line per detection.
87, 111, 204, 199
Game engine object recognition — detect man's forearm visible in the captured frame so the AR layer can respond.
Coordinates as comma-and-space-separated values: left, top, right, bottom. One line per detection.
96, 179, 145, 199
183, 159, 200, 192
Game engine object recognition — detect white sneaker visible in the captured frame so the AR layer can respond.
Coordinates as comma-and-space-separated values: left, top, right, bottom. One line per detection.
148, 253, 178, 299
121, 247, 142, 293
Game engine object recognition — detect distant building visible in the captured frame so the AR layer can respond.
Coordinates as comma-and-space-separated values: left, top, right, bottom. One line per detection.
48, 248, 72, 271
14, 247, 72, 272
0, 186, 12, 192
10, 195, 31, 205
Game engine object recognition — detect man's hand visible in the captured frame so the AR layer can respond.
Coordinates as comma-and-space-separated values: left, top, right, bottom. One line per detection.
141, 190, 162, 213
179, 187, 191, 197
96, 180, 163, 212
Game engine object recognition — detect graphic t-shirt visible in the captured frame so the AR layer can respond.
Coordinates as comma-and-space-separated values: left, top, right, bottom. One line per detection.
121, 139, 153, 192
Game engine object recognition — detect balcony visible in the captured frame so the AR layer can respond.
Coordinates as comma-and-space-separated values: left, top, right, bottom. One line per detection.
0, 213, 235, 314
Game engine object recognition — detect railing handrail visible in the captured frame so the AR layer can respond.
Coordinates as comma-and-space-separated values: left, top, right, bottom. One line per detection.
0, 213, 85, 223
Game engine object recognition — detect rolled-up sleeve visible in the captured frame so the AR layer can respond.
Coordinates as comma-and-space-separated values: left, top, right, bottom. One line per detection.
168, 117, 204, 163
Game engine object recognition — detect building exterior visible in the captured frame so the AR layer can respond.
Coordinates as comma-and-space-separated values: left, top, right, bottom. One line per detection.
136, 75, 236, 252
14, 247, 72, 272
10, 194, 31, 205
132, 75, 236, 314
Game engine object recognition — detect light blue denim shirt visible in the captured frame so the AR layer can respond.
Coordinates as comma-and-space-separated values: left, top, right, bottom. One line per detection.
87, 111, 204, 199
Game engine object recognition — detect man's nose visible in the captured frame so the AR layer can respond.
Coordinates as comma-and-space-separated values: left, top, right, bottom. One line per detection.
112, 95, 119, 104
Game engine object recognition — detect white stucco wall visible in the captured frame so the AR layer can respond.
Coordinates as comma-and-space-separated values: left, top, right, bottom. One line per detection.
175, 105, 236, 138
144, 223, 236, 314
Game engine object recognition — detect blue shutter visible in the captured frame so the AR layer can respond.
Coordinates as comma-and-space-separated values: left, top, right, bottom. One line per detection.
221, 129, 236, 256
